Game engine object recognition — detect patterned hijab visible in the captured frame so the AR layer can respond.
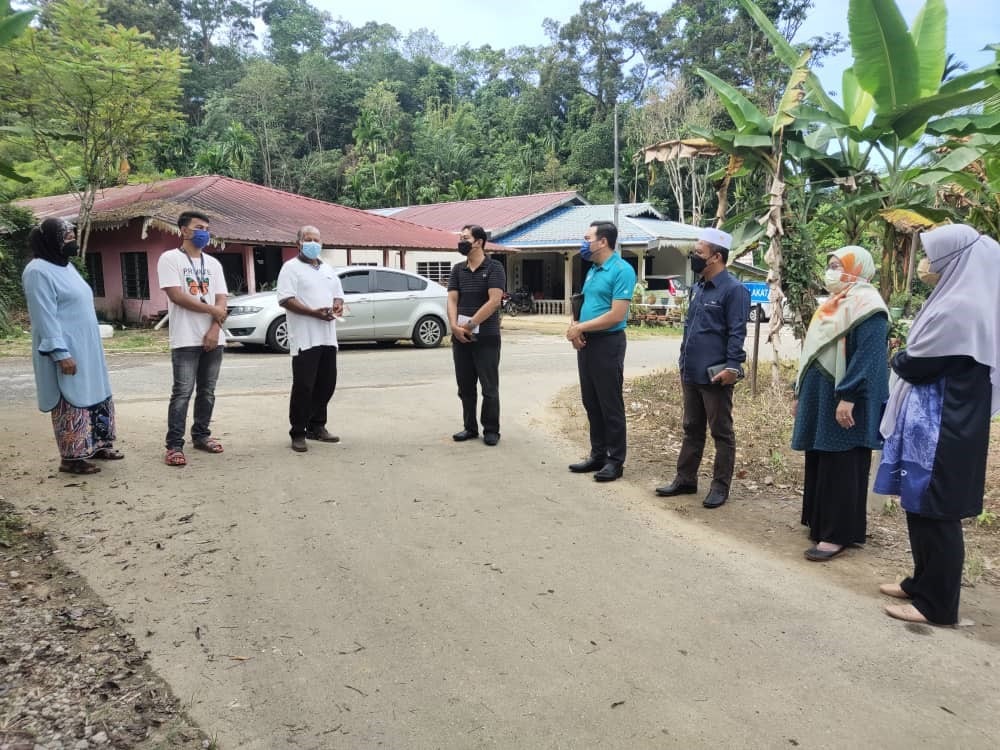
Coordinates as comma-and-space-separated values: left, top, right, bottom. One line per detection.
796, 245, 888, 395
28, 217, 72, 267
881, 224, 1000, 436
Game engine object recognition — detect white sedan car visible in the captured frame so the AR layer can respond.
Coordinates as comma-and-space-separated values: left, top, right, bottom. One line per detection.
224, 266, 451, 353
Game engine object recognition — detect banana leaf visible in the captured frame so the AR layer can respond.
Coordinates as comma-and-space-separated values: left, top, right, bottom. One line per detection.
848, 0, 920, 112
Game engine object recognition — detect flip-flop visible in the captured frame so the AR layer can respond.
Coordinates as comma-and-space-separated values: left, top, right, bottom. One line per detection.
193, 438, 224, 454
59, 460, 101, 475
885, 604, 929, 624
804, 545, 846, 561
92, 448, 125, 460
164, 449, 187, 467
879, 583, 911, 599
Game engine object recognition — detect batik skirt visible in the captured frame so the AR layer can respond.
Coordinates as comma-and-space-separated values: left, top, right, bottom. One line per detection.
50, 396, 116, 459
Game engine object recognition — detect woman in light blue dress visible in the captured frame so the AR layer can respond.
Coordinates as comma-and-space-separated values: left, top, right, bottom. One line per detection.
22, 218, 122, 474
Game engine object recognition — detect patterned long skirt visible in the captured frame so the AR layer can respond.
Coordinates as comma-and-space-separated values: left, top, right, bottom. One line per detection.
50, 396, 116, 459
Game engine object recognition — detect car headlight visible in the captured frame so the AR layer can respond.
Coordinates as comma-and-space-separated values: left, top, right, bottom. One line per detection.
227, 306, 263, 316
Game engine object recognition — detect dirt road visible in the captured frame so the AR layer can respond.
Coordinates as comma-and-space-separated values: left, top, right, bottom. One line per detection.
1, 331, 997, 748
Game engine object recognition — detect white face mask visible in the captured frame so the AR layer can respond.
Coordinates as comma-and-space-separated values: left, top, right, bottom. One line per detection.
917, 257, 940, 287
824, 268, 853, 294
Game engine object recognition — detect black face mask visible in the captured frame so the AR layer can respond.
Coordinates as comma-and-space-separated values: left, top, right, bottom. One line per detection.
689, 252, 708, 275
62, 240, 79, 258
457, 240, 472, 256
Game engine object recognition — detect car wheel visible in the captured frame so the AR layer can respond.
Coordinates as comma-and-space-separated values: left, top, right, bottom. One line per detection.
748, 306, 767, 323
412, 315, 444, 348
266, 315, 289, 353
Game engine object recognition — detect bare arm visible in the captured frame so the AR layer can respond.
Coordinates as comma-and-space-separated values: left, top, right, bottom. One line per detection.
164, 287, 227, 325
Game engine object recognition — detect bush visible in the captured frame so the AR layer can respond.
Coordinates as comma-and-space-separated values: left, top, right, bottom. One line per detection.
0, 204, 35, 336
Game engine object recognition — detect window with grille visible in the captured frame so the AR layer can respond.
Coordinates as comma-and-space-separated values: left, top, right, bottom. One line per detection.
417, 261, 451, 284
120, 252, 149, 300
84, 253, 105, 297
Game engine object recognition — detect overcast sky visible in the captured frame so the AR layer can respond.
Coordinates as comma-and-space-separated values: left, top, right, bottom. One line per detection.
312, 0, 998, 96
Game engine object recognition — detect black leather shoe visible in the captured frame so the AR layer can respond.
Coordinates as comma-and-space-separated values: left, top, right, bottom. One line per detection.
569, 456, 605, 473
483, 432, 500, 446
594, 463, 624, 482
702, 489, 728, 508
452, 429, 479, 442
655, 480, 698, 497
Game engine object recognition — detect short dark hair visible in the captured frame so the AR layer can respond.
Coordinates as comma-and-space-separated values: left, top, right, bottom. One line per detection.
590, 221, 618, 250
462, 224, 487, 246
178, 210, 211, 229
706, 242, 729, 262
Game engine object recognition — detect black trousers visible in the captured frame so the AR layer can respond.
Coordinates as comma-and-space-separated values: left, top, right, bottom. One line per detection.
676, 381, 736, 494
901, 512, 964, 625
452, 337, 501, 435
577, 331, 627, 465
801, 448, 871, 546
289, 345, 338, 438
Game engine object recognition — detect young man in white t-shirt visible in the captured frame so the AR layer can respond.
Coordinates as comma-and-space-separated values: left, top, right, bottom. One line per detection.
275, 225, 344, 453
156, 210, 229, 466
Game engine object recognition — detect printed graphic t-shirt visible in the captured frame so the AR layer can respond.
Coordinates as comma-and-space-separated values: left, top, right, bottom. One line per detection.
157, 248, 229, 349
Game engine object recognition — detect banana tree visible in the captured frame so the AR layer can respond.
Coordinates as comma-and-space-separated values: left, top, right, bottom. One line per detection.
737, 0, 999, 299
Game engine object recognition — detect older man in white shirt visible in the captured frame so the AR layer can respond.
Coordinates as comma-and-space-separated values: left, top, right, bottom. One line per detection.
276, 225, 345, 452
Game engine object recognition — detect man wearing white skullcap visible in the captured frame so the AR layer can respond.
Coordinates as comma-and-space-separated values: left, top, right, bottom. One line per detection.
655, 226, 750, 508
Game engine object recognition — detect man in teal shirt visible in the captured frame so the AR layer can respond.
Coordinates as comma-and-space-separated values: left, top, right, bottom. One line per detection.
565, 221, 637, 482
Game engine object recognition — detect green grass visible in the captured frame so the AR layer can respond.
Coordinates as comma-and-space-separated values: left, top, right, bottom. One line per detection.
0, 503, 25, 548
0, 327, 170, 357
625, 323, 684, 339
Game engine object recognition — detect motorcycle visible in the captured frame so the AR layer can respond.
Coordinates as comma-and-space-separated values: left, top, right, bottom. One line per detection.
501, 288, 534, 316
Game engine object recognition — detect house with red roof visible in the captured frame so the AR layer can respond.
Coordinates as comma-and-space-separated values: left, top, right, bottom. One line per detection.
15, 175, 500, 323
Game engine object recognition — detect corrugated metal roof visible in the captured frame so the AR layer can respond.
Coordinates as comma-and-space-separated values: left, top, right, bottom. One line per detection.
499, 204, 701, 249
370, 191, 586, 238
15, 175, 497, 251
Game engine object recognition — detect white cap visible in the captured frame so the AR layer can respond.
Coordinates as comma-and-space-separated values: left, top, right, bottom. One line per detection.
698, 227, 733, 250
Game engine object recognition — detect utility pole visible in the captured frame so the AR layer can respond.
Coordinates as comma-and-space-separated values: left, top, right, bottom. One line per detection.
613, 101, 620, 229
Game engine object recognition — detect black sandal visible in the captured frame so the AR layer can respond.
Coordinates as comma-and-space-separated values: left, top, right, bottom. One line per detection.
92, 448, 125, 460
59, 459, 101, 475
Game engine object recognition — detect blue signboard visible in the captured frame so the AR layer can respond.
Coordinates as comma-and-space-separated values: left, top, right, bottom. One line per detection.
743, 282, 770, 305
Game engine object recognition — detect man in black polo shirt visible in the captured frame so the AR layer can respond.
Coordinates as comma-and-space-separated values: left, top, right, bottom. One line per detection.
656, 227, 750, 508
447, 224, 507, 446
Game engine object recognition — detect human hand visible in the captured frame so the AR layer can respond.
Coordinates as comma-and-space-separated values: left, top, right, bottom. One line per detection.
571, 335, 587, 350
211, 304, 228, 325
452, 325, 472, 343
58, 357, 77, 376
792, 399, 798, 419
331, 299, 344, 316
565, 323, 583, 342
712, 368, 739, 386
835, 400, 855, 429
203, 330, 220, 351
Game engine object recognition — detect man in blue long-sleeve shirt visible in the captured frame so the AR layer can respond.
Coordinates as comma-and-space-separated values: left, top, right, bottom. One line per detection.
656, 228, 750, 508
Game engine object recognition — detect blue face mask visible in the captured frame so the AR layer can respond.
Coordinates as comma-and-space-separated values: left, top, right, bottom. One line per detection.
579, 240, 593, 262
190, 229, 211, 249
301, 241, 322, 260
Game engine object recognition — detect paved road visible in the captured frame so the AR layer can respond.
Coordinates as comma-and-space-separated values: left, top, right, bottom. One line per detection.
2, 330, 996, 749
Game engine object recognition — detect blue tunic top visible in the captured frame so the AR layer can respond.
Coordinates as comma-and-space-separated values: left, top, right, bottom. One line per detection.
791, 313, 889, 452
22, 259, 113, 412
579, 253, 637, 332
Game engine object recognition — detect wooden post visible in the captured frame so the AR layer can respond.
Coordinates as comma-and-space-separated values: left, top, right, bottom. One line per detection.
750, 304, 763, 396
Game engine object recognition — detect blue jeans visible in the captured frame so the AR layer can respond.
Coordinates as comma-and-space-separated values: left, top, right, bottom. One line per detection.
166, 346, 223, 450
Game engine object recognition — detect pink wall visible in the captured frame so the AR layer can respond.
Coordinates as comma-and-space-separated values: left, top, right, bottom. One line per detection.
90, 221, 265, 323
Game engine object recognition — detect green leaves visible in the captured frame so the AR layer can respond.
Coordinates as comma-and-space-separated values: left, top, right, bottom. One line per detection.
848, 0, 920, 112
0, 2, 34, 47
910, 0, 947, 98
694, 68, 770, 134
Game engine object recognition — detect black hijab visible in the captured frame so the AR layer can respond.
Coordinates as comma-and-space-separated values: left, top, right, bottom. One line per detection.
28, 217, 72, 267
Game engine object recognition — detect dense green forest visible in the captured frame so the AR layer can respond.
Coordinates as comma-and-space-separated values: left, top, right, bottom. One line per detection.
0, 0, 843, 213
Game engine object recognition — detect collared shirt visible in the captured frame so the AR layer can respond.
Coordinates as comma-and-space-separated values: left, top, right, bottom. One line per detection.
276, 257, 345, 354
679, 269, 750, 384
448, 258, 506, 337
579, 253, 637, 333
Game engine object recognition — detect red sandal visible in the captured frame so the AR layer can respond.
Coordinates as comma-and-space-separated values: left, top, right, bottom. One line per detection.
164, 449, 187, 466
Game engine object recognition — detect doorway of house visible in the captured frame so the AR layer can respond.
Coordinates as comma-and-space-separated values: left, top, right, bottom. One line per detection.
521, 259, 544, 296
253, 246, 283, 290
